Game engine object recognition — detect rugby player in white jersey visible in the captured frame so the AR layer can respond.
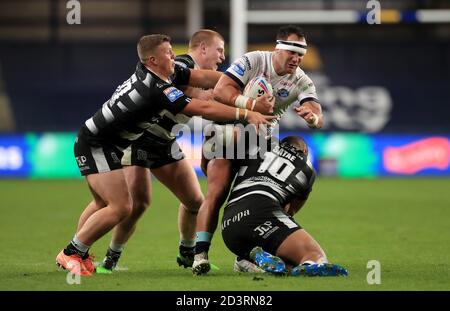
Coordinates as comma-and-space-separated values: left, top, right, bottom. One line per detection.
193, 25, 324, 275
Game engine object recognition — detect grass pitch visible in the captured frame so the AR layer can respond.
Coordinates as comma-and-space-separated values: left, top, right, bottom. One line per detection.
0, 178, 449, 290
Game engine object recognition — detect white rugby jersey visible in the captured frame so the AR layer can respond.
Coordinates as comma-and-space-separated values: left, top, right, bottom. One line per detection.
225, 50, 318, 126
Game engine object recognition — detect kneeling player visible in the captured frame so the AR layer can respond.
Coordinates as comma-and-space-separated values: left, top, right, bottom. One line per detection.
221, 136, 348, 276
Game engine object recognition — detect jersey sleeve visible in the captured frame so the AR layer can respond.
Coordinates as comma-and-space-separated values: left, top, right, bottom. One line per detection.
225, 51, 261, 89
297, 74, 319, 104
172, 64, 192, 87
153, 84, 192, 115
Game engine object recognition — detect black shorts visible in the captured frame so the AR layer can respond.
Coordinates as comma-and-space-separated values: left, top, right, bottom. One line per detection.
121, 132, 185, 169
74, 127, 123, 176
221, 195, 301, 259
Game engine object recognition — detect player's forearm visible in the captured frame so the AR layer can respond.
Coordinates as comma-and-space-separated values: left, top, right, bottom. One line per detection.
183, 87, 214, 101
189, 69, 222, 89
182, 98, 247, 122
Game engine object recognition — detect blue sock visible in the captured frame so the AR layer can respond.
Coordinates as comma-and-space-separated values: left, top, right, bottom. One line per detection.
195, 232, 213, 254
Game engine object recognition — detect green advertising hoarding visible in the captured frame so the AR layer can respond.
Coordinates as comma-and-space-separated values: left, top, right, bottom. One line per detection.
26, 133, 81, 179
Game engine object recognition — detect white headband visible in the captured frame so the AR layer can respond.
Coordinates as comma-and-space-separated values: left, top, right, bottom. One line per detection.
275, 40, 307, 55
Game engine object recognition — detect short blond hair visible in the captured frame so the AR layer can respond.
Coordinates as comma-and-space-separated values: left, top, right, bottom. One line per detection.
137, 34, 171, 63
188, 29, 224, 51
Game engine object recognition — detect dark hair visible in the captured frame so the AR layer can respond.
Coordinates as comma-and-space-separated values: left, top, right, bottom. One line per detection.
276, 25, 305, 40
280, 135, 308, 155
137, 34, 171, 63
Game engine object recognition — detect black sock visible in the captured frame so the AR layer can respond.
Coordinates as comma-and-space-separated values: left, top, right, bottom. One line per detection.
63, 242, 86, 258
195, 242, 210, 254
179, 245, 194, 256
106, 247, 122, 258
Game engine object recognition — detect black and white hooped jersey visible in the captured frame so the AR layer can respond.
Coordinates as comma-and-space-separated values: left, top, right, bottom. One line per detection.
83, 62, 191, 149
138, 54, 199, 142
174, 54, 197, 70
226, 51, 319, 128
227, 143, 316, 207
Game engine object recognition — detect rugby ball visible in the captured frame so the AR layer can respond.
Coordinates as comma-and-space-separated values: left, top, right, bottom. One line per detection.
243, 76, 273, 99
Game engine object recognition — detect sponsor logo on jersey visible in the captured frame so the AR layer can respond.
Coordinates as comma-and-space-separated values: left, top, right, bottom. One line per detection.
279, 80, 293, 87
163, 87, 184, 102
231, 62, 245, 76
277, 88, 289, 98
243, 56, 252, 70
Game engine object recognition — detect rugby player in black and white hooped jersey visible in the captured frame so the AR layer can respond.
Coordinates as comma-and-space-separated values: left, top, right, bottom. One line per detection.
193, 25, 324, 275
175, 29, 225, 72
98, 30, 228, 272
55, 34, 275, 276
221, 136, 348, 277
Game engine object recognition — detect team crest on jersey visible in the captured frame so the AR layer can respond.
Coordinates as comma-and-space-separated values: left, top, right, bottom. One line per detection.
163, 87, 184, 102
231, 62, 245, 76
277, 88, 289, 98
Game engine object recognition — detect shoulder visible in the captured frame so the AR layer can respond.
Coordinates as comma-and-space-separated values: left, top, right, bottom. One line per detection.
242, 50, 268, 63
229, 51, 266, 75
294, 68, 314, 86
148, 77, 167, 94
175, 54, 196, 69
136, 68, 166, 93
134, 62, 160, 90
245, 50, 268, 58
135, 62, 148, 80
294, 67, 307, 79
172, 63, 192, 85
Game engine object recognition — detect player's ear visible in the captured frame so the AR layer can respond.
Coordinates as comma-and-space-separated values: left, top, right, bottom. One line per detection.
200, 41, 207, 54
148, 55, 157, 66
